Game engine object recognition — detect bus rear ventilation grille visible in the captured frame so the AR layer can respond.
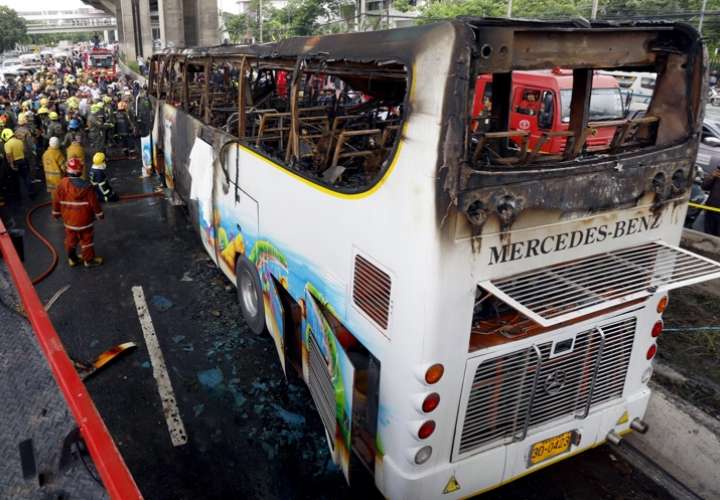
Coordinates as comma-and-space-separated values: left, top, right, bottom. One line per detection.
353, 255, 391, 330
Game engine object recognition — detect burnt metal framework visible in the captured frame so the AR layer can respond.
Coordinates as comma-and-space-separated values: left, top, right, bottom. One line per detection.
443, 19, 706, 231
147, 19, 705, 228
147, 32, 412, 193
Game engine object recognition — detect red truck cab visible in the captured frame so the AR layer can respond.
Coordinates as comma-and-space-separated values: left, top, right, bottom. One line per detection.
83, 48, 116, 80
473, 69, 624, 154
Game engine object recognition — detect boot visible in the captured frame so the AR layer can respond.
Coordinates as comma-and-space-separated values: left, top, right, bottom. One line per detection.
83, 256, 104, 268
68, 250, 81, 267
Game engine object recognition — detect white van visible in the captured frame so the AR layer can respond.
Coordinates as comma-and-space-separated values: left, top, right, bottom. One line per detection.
601, 70, 656, 113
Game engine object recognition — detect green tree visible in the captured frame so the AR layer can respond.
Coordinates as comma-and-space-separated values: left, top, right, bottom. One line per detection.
0, 6, 27, 53
225, 12, 252, 43
419, 0, 578, 22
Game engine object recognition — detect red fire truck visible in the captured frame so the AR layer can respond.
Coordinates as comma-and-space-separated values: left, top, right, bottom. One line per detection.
83, 47, 117, 80
473, 68, 625, 154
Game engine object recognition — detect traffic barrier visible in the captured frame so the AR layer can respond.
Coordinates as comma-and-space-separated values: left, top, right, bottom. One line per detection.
0, 217, 142, 500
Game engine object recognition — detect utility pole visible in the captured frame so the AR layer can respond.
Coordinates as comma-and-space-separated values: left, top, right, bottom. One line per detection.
507, 0, 512, 17
699, 0, 708, 33
259, 0, 264, 43
591, 0, 599, 19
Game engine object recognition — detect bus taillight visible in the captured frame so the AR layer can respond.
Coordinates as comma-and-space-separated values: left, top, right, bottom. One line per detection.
651, 320, 663, 338
657, 295, 669, 313
425, 364, 444, 384
418, 420, 436, 439
422, 393, 440, 413
414, 446, 432, 464
646, 344, 657, 360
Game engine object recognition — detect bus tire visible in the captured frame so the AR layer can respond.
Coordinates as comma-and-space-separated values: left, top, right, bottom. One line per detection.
235, 256, 265, 335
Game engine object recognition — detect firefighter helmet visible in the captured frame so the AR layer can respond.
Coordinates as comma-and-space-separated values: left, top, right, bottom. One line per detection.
49, 111, 59, 120
38, 106, 49, 115
1, 128, 14, 141
93, 152, 106, 165
66, 157, 83, 175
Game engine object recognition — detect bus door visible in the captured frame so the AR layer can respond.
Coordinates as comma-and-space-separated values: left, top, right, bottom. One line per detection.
509, 85, 556, 153
213, 143, 259, 281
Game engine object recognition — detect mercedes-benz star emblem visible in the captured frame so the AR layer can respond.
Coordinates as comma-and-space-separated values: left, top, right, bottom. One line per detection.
544, 370, 567, 395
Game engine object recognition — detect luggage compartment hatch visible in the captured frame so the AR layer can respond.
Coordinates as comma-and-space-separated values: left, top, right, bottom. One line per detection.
478, 241, 720, 327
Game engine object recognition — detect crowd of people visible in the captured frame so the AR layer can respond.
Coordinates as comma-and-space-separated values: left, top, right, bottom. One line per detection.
0, 52, 147, 208
0, 51, 150, 267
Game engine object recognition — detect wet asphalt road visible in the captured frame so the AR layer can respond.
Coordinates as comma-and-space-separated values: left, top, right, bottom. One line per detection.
0, 154, 675, 500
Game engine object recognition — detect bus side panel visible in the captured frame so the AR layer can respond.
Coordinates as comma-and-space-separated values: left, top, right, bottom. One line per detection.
304, 292, 355, 481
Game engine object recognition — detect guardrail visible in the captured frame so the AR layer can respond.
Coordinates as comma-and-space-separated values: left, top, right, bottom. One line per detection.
0, 217, 142, 500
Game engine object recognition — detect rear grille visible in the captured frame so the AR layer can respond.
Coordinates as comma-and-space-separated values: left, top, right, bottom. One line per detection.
352, 254, 392, 329
458, 317, 636, 457
307, 334, 336, 442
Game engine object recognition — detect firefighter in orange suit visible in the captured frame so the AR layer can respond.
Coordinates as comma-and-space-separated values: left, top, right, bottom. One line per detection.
51, 157, 105, 267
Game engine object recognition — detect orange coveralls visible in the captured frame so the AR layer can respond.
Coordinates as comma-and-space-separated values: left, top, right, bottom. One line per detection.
52, 176, 104, 261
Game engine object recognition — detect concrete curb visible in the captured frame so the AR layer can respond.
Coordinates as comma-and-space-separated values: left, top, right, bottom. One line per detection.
627, 382, 720, 499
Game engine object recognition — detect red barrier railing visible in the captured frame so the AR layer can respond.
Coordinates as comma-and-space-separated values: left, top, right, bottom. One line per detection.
0, 218, 142, 500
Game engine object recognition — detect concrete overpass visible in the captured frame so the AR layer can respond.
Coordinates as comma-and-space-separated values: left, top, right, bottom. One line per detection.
20, 8, 117, 38
81, 0, 220, 62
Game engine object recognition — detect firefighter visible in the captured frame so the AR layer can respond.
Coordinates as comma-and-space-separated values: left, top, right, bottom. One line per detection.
113, 100, 135, 157
63, 119, 82, 149
87, 102, 111, 158
3, 128, 34, 200
66, 134, 87, 179
46, 111, 64, 145
52, 157, 104, 268
14, 113, 37, 180
42, 137, 65, 192
89, 152, 118, 202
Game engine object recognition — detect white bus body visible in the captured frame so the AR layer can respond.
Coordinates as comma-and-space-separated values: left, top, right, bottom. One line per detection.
146, 19, 719, 499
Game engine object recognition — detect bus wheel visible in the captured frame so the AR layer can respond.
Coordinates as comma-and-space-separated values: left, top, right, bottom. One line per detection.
235, 256, 265, 334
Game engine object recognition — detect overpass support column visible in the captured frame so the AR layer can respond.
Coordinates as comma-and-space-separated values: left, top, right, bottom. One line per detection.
196, 0, 219, 46
158, 0, 185, 49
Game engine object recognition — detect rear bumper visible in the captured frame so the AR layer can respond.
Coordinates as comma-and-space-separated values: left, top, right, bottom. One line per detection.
379, 388, 650, 500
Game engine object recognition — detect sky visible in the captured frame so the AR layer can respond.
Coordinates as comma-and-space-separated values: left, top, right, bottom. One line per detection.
0, 0, 240, 13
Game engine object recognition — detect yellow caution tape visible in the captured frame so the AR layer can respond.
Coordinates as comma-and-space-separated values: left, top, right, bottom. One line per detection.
688, 202, 720, 214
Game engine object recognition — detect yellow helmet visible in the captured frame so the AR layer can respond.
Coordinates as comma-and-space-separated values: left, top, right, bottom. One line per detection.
102, 95, 112, 104
38, 106, 49, 115
91, 103, 102, 114
49, 111, 59, 120
92, 152, 106, 165
1, 128, 14, 141
40, 97, 49, 107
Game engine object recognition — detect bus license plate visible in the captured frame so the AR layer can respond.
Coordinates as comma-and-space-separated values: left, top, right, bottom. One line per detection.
528, 431, 573, 466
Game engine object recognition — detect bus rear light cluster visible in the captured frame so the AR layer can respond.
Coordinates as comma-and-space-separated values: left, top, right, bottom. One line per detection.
425, 364, 444, 384
657, 295, 669, 313
422, 393, 440, 413
651, 320, 663, 338
646, 344, 657, 360
414, 445, 432, 464
418, 420, 436, 440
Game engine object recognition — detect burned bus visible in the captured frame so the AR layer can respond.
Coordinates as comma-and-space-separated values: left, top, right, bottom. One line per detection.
145, 19, 720, 498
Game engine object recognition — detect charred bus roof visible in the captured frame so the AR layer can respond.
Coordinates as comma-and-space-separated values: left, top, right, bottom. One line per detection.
151, 18, 705, 231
